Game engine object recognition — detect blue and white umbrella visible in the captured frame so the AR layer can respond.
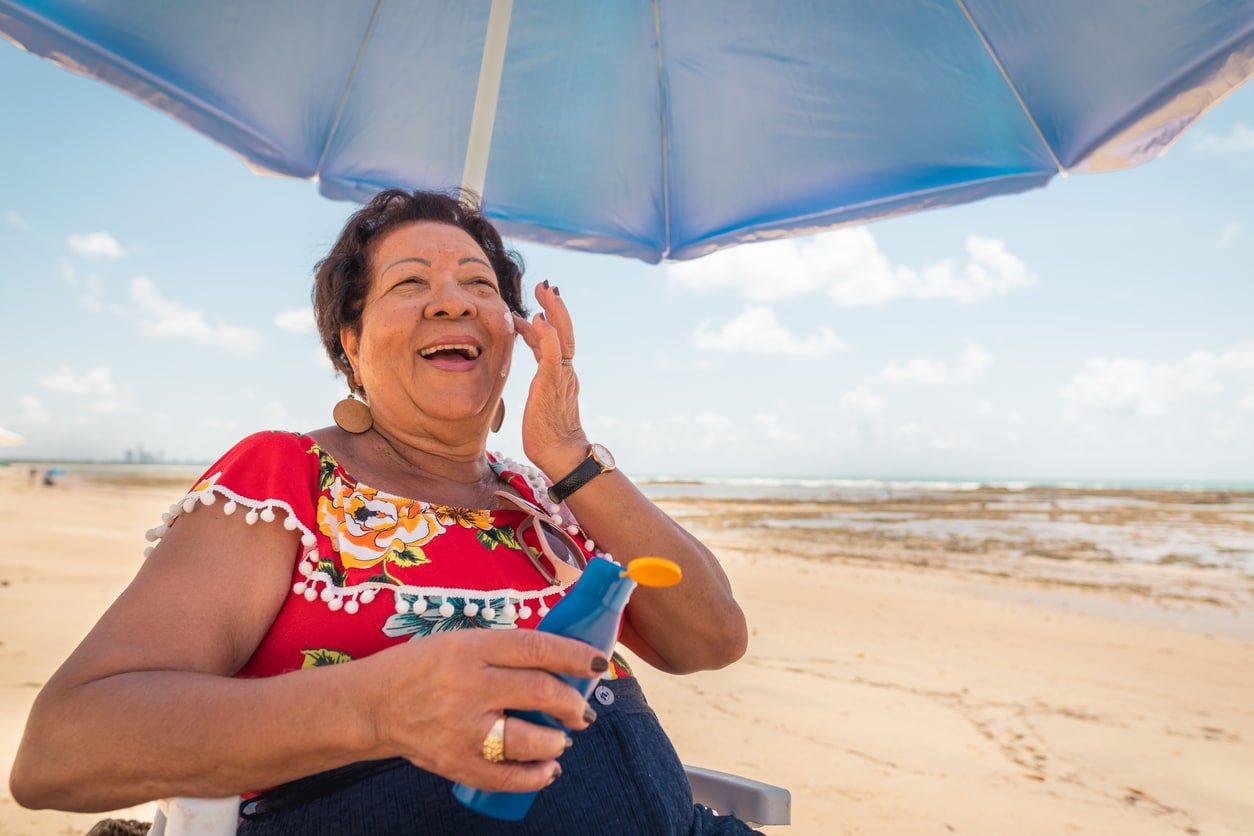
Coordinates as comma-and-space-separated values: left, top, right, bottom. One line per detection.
2, 0, 1252, 262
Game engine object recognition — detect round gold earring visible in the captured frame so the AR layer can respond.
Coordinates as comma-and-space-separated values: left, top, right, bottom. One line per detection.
333, 373, 373, 434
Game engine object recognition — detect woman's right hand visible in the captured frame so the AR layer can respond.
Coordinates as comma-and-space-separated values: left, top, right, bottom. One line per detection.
362, 629, 605, 792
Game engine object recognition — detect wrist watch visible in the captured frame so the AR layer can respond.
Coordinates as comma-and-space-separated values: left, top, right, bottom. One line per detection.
547, 443, 616, 503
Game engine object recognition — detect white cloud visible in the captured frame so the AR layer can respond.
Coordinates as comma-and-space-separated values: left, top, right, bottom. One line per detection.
68, 231, 125, 259
594, 411, 751, 461
130, 277, 262, 353
1216, 222, 1239, 248
912, 237, 1035, 304
1191, 122, 1254, 155
839, 385, 883, 414
275, 307, 315, 334
690, 306, 846, 356
666, 229, 1034, 307
1060, 343, 1254, 417
39, 364, 117, 398
4, 210, 29, 230
871, 340, 991, 386
0, 426, 25, 444
62, 262, 104, 311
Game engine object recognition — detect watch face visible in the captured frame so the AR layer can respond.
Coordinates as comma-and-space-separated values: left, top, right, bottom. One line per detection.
591, 443, 615, 468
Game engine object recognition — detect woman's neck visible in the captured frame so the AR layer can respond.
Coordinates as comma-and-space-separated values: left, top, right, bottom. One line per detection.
314, 422, 504, 508
369, 424, 493, 485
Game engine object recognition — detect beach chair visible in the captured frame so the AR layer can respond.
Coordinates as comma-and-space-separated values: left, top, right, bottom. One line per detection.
148, 764, 791, 834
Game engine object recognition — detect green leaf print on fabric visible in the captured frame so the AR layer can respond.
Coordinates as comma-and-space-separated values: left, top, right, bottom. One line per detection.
475, 525, 523, 552
313, 444, 337, 493
317, 560, 346, 587
386, 543, 431, 568
382, 596, 517, 639
301, 648, 354, 668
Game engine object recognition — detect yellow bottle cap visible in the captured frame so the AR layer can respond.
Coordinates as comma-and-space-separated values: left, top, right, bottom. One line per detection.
623, 557, 682, 588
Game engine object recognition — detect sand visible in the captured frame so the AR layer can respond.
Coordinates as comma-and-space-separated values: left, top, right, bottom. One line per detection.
1, 466, 1251, 835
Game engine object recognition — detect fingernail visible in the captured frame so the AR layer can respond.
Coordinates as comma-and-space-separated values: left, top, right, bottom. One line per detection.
553, 286, 561, 296
563, 735, 574, 750
583, 707, 598, 725
549, 764, 562, 784
590, 656, 609, 673
541, 280, 550, 289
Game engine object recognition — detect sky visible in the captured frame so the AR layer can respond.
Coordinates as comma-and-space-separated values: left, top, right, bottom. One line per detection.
2, 41, 1253, 484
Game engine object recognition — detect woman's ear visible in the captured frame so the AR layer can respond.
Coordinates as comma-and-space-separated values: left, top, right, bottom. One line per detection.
340, 325, 360, 374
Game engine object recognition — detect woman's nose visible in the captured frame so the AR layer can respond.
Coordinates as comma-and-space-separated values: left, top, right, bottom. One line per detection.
424, 283, 475, 318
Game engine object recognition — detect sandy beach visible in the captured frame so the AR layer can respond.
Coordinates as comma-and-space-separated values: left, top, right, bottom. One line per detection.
1, 466, 1251, 835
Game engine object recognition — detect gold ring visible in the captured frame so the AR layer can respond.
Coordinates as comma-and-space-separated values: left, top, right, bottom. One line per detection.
482, 716, 507, 763
560, 358, 574, 366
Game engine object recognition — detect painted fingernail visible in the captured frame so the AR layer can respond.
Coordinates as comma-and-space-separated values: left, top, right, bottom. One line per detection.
549, 764, 562, 784
553, 286, 561, 296
590, 656, 609, 673
563, 735, 574, 750
541, 280, 550, 289
583, 707, 598, 724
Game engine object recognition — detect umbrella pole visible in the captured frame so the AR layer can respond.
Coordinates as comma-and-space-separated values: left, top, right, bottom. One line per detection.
461, 0, 514, 199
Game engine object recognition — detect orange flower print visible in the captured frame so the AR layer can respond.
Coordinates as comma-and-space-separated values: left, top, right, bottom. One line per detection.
317, 478, 444, 571
432, 505, 493, 531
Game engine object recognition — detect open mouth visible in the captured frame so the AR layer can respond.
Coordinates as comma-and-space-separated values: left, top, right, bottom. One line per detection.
418, 343, 481, 361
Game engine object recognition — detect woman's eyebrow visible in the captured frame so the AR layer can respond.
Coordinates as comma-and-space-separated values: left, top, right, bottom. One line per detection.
382, 256, 492, 273
382, 256, 431, 274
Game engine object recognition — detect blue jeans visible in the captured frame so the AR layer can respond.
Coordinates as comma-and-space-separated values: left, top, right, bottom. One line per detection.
238, 676, 759, 835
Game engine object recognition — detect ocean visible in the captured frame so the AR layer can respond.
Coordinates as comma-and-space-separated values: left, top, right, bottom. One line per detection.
10, 461, 1253, 576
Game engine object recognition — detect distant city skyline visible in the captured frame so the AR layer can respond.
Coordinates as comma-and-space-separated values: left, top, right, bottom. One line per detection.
2, 44, 1253, 482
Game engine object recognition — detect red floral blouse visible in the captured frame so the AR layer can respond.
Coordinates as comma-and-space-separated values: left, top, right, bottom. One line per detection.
147, 431, 631, 679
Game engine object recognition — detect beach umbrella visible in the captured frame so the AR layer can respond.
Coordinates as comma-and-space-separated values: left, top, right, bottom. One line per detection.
2, 1, 1253, 263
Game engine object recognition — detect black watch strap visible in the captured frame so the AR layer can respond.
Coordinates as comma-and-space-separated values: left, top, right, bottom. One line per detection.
547, 456, 603, 504
547, 445, 615, 504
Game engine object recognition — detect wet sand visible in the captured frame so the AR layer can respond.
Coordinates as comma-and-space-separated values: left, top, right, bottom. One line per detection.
1, 468, 1251, 834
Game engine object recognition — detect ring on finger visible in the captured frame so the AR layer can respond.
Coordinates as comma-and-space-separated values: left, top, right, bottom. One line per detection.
482, 716, 507, 763
560, 357, 574, 367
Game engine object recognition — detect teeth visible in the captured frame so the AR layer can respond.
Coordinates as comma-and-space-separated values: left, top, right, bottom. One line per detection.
419, 343, 480, 359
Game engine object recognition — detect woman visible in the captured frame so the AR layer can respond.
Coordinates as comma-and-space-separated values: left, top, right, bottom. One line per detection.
10, 190, 752, 834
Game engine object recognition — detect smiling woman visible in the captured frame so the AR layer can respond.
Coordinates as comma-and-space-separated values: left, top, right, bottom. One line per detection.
9, 188, 755, 835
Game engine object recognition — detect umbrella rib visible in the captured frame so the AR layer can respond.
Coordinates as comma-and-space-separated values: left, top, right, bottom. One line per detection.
461, 0, 515, 198
652, 0, 672, 256
314, 0, 386, 180
953, 0, 1067, 175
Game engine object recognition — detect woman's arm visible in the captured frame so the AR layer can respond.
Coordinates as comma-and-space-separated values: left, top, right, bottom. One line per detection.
9, 499, 601, 812
552, 464, 749, 675
513, 284, 749, 675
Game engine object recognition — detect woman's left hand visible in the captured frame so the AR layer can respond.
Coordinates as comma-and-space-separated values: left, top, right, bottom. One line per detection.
512, 281, 590, 474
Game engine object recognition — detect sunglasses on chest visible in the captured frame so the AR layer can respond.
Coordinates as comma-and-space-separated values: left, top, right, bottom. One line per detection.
494, 490, 588, 585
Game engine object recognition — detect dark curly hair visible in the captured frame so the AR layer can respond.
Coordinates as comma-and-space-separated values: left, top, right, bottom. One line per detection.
312, 188, 526, 378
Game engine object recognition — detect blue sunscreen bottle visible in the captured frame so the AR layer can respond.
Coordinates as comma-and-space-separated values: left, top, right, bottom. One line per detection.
452, 556, 682, 821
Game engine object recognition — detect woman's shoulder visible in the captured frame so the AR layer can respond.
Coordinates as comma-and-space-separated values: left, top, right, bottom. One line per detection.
183, 430, 325, 509
220, 429, 319, 461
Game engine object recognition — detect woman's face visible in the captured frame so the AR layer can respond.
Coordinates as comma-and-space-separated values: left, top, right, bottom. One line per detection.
341, 221, 515, 434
